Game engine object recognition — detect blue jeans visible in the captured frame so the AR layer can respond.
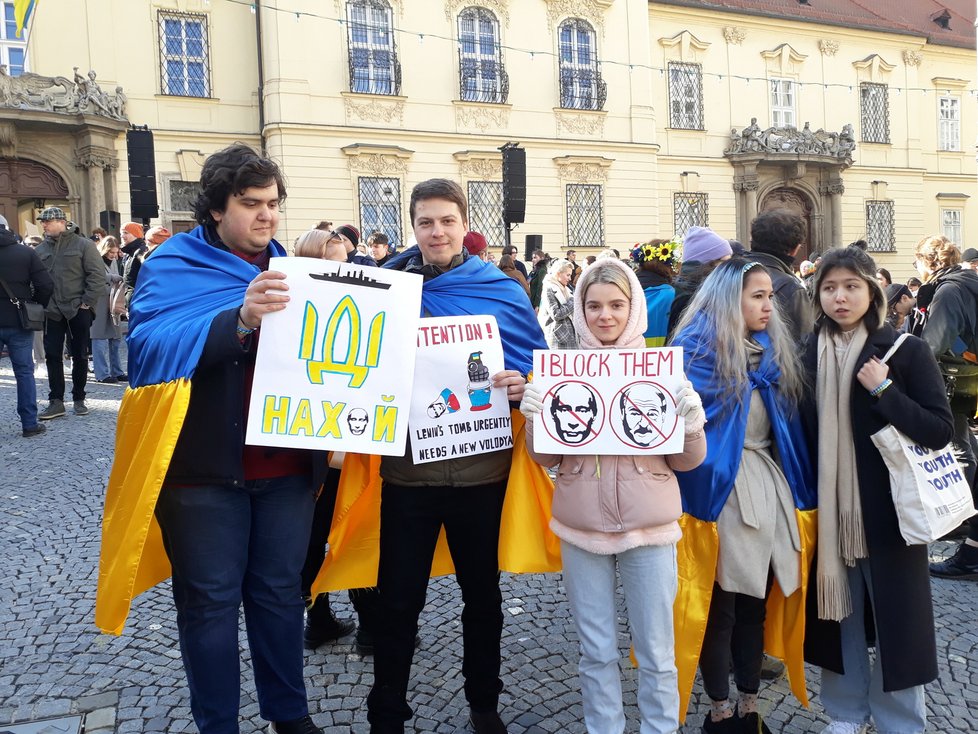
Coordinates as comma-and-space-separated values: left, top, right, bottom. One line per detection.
0, 326, 39, 429
820, 559, 927, 734
561, 540, 680, 734
91, 337, 124, 380
155, 475, 316, 734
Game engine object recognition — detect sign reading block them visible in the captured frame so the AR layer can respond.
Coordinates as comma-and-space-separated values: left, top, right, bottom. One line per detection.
531, 347, 686, 456
246, 256, 423, 456
409, 315, 513, 464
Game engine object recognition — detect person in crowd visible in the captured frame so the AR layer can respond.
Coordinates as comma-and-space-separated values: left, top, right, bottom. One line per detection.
537, 257, 577, 349
34, 206, 106, 419
366, 178, 543, 734
98, 143, 329, 734
885, 283, 915, 332
0, 216, 53, 436
120, 221, 146, 259
584, 255, 596, 267
520, 257, 706, 734
90, 226, 107, 242
667, 227, 733, 335
671, 259, 815, 734
800, 260, 815, 279
498, 254, 530, 295
744, 209, 812, 340
529, 249, 551, 311
464, 231, 490, 262
566, 248, 582, 287
368, 231, 393, 267
906, 276, 922, 298
960, 247, 978, 271
91, 236, 127, 384
294, 226, 376, 266
501, 244, 528, 279
802, 245, 952, 734
909, 235, 978, 579
876, 268, 892, 288
315, 220, 333, 231
631, 239, 678, 347
123, 226, 170, 305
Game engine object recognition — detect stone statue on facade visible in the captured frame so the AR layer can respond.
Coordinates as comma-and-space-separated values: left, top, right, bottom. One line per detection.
0, 65, 127, 121
725, 119, 856, 167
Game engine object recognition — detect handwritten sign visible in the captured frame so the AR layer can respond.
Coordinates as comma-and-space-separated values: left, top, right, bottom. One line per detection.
246, 257, 422, 455
409, 315, 512, 464
531, 347, 685, 455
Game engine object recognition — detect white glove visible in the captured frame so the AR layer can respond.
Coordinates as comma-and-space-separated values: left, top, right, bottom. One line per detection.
675, 379, 706, 433
520, 382, 545, 419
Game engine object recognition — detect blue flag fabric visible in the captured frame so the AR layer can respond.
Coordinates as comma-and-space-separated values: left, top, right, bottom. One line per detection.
127, 226, 287, 387
671, 325, 816, 520
385, 246, 546, 374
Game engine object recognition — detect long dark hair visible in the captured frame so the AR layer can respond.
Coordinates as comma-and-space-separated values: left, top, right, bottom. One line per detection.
811, 246, 887, 333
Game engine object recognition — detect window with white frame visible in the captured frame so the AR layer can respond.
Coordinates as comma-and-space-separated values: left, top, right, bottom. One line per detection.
1, 1, 29, 75
158, 11, 210, 97
467, 181, 505, 249
668, 62, 703, 130
674, 193, 708, 237
358, 176, 402, 250
347, 0, 399, 96
770, 78, 795, 128
860, 82, 889, 143
458, 7, 506, 104
865, 200, 895, 252
942, 209, 963, 244
938, 96, 961, 152
558, 18, 604, 111
566, 184, 604, 248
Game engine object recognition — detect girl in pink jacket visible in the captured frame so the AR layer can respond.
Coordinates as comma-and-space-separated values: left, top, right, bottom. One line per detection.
520, 258, 707, 733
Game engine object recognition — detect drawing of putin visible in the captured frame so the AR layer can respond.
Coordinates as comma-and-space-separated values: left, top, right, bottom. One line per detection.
549, 383, 599, 445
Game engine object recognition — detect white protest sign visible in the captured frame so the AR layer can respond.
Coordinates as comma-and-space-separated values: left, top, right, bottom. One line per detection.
409, 315, 513, 464
531, 347, 685, 455
246, 256, 422, 455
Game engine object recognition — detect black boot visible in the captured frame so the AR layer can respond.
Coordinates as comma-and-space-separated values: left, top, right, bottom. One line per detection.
930, 542, 978, 580
303, 594, 355, 649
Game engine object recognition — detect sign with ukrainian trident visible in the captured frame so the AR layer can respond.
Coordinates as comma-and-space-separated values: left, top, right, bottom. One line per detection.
408, 315, 513, 464
246, 256, 423, 455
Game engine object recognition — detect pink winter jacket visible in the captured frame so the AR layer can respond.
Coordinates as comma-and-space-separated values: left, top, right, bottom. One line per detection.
525, 259, 707, 554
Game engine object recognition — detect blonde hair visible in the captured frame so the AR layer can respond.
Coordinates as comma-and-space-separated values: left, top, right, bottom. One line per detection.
98, 235, 119, 256
577, 259, 632, 302
294, 229, 332, 259
916, 234, 961, 276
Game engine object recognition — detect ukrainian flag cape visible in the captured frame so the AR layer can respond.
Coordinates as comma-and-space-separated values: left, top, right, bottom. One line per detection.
312, 248, 561, 593
671, 326, 817, 721
95, 227, 287, 634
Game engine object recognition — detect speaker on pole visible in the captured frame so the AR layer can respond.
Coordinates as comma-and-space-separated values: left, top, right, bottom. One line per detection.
501, 144, 526, 225
127, 128, 159, 221
525, 234, 542, 261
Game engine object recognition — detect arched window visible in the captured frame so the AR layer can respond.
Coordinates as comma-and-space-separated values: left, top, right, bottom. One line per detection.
457, 7, 507, 104
558, 18, 605, 110
346, 0, 400, 95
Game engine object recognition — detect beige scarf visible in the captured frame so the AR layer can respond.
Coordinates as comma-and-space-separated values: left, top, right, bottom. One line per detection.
816, 324, 870, 621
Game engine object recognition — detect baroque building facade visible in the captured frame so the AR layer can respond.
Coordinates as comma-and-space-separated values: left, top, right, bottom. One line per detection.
2, 0, 975, 277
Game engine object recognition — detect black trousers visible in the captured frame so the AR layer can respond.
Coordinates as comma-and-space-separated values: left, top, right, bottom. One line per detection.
948, 412, 978, 543
300, 467, 381, 625
44, 309, 92, 401
366, 480, 506, 732
699, 581, 770, 701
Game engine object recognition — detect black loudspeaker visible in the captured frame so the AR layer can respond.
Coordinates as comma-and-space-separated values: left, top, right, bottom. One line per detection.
502, 146, 526, 225
99, 210, 120, 238
127, 129, 159, 221
525, 234, 542, 261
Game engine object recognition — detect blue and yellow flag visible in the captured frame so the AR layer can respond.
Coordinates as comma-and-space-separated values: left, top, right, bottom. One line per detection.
95, 228, 286, 635
14, 0, 35, 39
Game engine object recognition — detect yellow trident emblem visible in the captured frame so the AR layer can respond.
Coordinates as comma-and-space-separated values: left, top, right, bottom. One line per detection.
298, 296, 385, 387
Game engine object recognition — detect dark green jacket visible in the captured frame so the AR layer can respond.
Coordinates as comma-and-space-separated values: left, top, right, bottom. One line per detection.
35, 229, 106, 321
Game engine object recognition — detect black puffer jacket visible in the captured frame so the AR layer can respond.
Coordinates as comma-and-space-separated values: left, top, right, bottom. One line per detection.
0, 228, 54, 328
912, 265, 978, 358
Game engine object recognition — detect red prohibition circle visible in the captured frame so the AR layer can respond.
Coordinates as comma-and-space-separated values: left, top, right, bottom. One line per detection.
609, 380, 679, 450
540, 379, 605, 448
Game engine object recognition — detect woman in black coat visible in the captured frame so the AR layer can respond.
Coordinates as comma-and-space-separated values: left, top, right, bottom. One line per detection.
800, 246, 953, 734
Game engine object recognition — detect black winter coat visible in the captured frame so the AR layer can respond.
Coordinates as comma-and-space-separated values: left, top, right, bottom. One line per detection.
0, 228, 53, 328
800, 324, 953, 692
745, 250, 812, 341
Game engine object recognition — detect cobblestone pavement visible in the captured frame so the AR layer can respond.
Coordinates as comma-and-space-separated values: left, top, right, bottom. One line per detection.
2, 363, 977, 733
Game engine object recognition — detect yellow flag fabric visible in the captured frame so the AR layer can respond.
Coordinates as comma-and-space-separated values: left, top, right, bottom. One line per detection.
95, 380, 191, 635
673, 510, 817, 723
312, 411, 561, 595
13, 0, 35, 38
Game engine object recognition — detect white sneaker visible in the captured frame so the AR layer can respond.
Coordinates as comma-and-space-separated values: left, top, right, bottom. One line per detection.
821, 722, 868, 734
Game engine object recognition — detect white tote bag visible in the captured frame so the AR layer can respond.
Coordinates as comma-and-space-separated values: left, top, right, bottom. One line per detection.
870, 334, 977, 545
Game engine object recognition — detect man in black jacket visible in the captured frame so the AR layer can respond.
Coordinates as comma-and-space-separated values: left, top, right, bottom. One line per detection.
745, 209, 812, 340
0, 219, 53, 436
